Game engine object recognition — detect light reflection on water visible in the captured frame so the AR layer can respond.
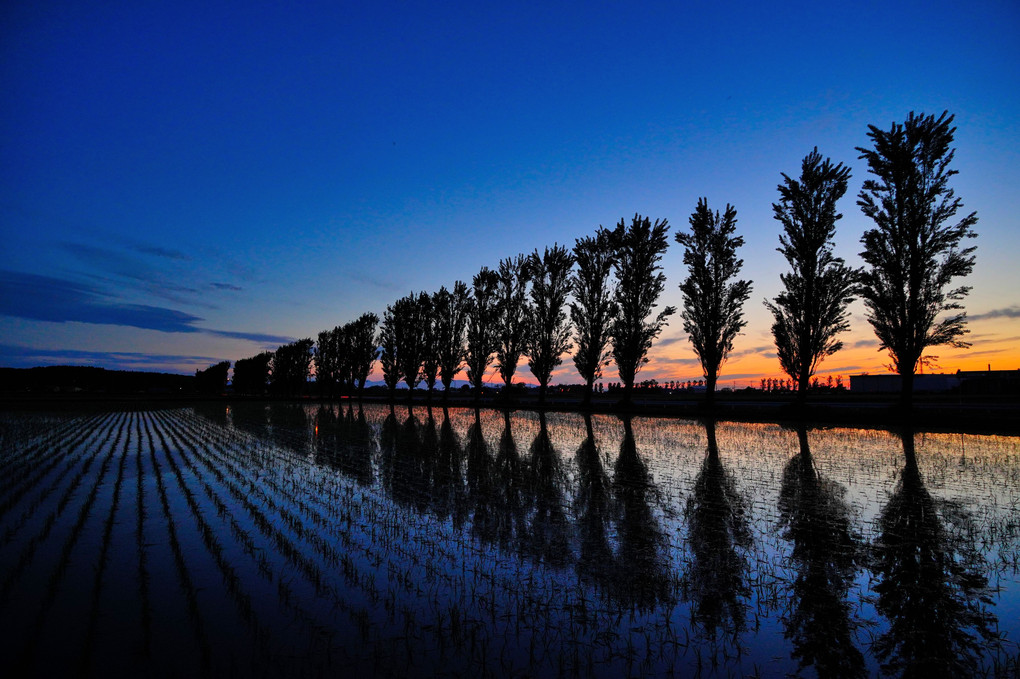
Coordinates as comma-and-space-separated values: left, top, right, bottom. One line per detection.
225, 402, 1020, 676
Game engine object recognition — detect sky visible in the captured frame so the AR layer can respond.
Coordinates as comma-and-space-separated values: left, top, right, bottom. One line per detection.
2, 0, 1018, 388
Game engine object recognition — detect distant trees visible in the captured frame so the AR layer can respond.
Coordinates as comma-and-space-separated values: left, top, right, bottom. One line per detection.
570, 228, 619, 407
433, 282, 471, 396
270, 339, 314, 396
857, 111, 977, 408
315, 325, 343, 397
196, 361, 230, 394
766, 149, 857, 405
610, 214, 675, 405
465, 267, 500, 400
232, 352, 272, 395
385, 293, 432, 395
676, 199, 752, 407
494, 254, 532, 394
525, 244, 575, 404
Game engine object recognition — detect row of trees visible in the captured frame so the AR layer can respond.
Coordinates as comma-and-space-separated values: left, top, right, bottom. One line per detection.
220, 111, 975, 410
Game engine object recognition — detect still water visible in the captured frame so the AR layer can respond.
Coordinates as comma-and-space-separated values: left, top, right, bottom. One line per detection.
1, 403, 1018, 677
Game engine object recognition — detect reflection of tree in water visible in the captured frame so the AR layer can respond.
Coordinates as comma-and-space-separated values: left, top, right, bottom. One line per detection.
493, 410, 527, 552
435, 408, 468, 528
268, 402, 309, 455
778, 425, 865, 678
228, 401, 272, 441
525, 412, 571, 568
574, 414, 613, 584
465, 409, 498, 544
683, 419, 751, 637
612, 416, 673, 610
314, 404, 374, 486
872, 429, 999, 678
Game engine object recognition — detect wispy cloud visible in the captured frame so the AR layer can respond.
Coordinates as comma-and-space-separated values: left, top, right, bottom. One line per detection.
968, 305, 1020, 322
0, 270, 284, 344
211, 282, 244, 291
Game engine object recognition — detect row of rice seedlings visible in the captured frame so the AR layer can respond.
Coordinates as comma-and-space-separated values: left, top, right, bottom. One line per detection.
78, 410, 136, 674
133, 412, 152, 660
11, 411, 128, 670
152, 410, 379, 661
0, 412, 114, 547
153, 410, 371, 639
0, 412, 107, 521
0, 412, 119, 615
140, 411, 213, 672
0, 410, 102, 482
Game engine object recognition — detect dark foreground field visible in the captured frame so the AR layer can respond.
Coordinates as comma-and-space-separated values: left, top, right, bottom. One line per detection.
1, 403, 1018, 677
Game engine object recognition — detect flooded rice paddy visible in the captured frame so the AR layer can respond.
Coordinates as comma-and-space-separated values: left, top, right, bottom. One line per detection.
1, 403, 1019, 677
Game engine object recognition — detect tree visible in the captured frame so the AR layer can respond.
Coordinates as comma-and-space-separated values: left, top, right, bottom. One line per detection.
347, 312, 379, 399
389, 292, 431, 395
525, 244, 575, 404
495, 254, 532, 395
676, 199, 752, 407
571, 228, 618, 407
434, 282, 471, 398
610, 214, 675, 406
195, 361, 230, 394
232, 351, 272, 395
315, 325, 342, 398
766, 149, 857, 406
465, 267, 500, 401
378, 308, 402, 399
417, 293, 441, 399
857, 111, 977, 409
270, 339, 314, 396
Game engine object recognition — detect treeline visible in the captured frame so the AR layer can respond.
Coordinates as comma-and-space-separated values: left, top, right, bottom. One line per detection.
216, 111, 976, 409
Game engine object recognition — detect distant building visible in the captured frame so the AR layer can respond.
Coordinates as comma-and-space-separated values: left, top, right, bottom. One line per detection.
850, 369, 1020, 394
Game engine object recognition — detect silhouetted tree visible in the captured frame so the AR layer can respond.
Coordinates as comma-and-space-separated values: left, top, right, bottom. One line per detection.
195, 361, 230, 394
857, 111, 978, 409
525, 244, 574, 404
270, 339, 313, 396
390, 292, 431, 396
315, 325, 342, 397
610, 214, 675, 406
676, 200, 752, 408
232, 351, 272, 395
347, 312, 379, 399
571, 228, 619, 407
378, 308, 402, 399
417, 293, 441, 399
495, 254, 532, 396
465, 267, 500, 401
433, 282, 470, 397
766, 149, 857, 406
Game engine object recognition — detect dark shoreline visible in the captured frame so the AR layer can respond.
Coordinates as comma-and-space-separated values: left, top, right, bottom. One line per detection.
3, 392, 1018, 436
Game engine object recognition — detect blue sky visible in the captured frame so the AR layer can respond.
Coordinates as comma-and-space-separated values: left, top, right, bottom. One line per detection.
2, 1, 1018, 384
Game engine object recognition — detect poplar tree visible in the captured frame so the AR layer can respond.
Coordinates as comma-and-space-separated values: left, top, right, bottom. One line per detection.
766, 149, 857, 405
465, 267, 500, 401
494, 254, 532, 395
525, 244, 575, 404
433, 282, 471, 397
610, 214, 675, 406
857, 111, 977, 409
571, 228, 618, 407
676, 199, 752, 407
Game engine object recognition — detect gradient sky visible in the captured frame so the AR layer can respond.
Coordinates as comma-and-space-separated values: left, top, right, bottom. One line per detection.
2, 0, 1018, 387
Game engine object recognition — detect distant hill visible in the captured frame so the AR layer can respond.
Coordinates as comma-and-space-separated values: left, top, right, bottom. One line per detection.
0, 366, 195, 394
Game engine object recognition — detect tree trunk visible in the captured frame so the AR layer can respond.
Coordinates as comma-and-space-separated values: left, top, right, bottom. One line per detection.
796, 371, 810, 407
581, 379, 594, 409
900, 370, 914, 411
705, 372, 717, 409
538, 382, 547, 406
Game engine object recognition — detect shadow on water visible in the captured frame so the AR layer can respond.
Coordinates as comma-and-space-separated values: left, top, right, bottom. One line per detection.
778, 424, 866, 678
465, 408, 498, 545
683, 418, 751, 640
493, 410, 527, 553
871, 428, 1000, 678
611, 416, 674, 610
